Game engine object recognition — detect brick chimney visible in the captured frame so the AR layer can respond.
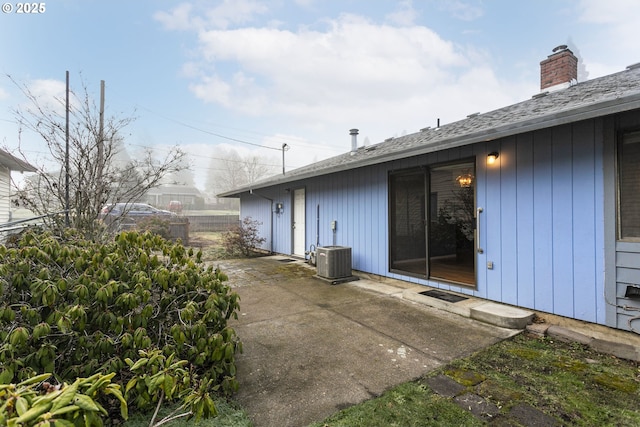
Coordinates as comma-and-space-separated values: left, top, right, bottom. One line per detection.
540, 45, 578, 91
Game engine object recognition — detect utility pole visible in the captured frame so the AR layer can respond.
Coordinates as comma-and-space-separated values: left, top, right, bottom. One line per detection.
65, 71, 70, 227
97, 80, 105, 187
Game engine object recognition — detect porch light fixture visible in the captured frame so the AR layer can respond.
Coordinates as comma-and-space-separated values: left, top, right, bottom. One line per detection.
487, 152, 499, 164
456, 173, 473, 188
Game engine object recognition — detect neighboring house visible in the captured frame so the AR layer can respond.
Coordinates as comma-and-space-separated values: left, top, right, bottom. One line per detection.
144, 184, 205, 211
220, 47, 640, 333
0, 149, 36, 223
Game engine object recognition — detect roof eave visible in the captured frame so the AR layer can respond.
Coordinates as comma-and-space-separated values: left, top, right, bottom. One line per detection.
219, 91, 640, 198
0, 151, 37, 172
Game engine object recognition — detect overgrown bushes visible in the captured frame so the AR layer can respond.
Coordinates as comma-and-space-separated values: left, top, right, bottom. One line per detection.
0, 229, 242, 422
222, 217, 266, 257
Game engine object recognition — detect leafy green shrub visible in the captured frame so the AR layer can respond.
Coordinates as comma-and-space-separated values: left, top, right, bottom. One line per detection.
222, 217, 266, 257
125, 349, 217, 426
135, 216, 171, 240
0, 372, 127, 426
0, 229, 241, 419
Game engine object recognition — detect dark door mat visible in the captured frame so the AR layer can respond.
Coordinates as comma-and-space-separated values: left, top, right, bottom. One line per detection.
277, 258, 297, 263
419, 289, 468, 303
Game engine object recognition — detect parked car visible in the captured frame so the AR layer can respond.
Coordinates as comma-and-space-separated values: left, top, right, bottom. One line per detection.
168, 200, 183, 214
100, 203, 175, 224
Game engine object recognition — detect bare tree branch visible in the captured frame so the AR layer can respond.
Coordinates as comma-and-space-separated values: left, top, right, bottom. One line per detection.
6, 74, 187, 238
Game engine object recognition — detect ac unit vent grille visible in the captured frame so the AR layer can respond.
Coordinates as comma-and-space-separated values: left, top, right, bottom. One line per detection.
316, 246, 352, 279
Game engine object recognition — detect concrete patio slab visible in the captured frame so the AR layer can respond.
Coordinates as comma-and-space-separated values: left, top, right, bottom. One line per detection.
219, 257, 518, 427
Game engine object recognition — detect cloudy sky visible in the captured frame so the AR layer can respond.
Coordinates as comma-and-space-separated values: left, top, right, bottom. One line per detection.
1, 0, 639, 190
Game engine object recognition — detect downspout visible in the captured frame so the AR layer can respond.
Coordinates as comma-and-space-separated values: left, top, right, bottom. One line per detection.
316, 203, 320, 248
249, 189, 274, 254
305, 203, 320, 266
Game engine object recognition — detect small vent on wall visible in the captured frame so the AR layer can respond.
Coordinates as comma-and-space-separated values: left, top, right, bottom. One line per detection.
625, 285, 640, 299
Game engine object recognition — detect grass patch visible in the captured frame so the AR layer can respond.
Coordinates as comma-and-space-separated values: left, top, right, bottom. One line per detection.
308, 382, 483, 427
312, 334, 640, 426
190, 231, 269, 261
189, 232, 229, 261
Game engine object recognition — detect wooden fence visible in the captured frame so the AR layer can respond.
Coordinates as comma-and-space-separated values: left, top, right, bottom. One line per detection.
184, 215, 240, 232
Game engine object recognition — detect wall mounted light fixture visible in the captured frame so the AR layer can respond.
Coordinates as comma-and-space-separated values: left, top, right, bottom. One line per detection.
487, 151, 499, 164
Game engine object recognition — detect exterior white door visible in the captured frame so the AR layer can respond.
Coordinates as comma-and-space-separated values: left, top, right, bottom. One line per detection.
293, 188, 306, 256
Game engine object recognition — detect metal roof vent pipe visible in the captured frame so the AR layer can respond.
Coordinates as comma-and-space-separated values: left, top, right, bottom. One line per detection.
350, 128, 359, 155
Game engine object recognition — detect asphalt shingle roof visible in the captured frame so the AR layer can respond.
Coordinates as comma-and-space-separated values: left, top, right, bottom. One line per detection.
220, 64, 640, 197
0, 149, 37, 172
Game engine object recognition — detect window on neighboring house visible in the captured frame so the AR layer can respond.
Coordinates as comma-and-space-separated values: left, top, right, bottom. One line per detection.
618, 130, 640, 240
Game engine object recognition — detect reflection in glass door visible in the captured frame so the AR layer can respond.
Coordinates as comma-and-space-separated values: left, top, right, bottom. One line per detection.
389, 170, 427, 276
428, 162, 476, 285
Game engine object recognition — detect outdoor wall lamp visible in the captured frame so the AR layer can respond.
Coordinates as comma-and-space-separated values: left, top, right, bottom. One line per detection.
275, 202, 284, 213
487, 152, 499, 164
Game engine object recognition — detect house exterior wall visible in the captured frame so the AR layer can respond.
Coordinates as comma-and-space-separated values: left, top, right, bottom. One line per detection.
238, 115, 636, 328
0, 167, 10, 223
603, 111, 640, 332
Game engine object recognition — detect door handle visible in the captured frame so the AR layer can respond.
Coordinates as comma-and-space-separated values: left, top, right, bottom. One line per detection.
476, 207, 483, 254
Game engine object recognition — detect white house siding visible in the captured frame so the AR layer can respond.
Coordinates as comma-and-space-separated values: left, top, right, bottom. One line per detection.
0, 167, 10, 224
240, 117, 611, 327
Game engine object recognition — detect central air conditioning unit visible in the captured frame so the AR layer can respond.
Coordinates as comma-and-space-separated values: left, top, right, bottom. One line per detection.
316, 246, 352, 280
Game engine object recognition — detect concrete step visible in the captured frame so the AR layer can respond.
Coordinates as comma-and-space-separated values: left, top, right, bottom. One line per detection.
470, 302, 535, 329
400, 287, 534, 329
350, 277, 640, 362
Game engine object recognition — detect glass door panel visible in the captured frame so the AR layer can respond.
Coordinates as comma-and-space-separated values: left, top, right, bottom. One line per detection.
389, 171, 427, 276
428, 162, 476, 285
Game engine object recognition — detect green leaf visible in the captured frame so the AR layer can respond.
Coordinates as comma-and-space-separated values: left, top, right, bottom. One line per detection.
104, 384, 128, 420
125, 378, 137, 395
73, 393, 100, 412
16, 373, 50, 387
163, 375, 176, 399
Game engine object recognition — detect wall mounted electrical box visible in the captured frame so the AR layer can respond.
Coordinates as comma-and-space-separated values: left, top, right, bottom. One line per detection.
330, 220, 337, 231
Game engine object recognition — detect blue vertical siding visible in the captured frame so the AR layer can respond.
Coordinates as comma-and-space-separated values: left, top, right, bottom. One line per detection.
240, 194, 273, 252
485, 142, 502, 302
499, 137, 518, 306
551, 125, 575, 318
516, 133, 535, 309
532, 128, 554, 314
571, 121, 598, 322
240, 118, 608, 326
593, 118, 606, 326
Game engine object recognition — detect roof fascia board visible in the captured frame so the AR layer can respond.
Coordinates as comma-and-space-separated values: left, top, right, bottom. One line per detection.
219, 92, 640, 197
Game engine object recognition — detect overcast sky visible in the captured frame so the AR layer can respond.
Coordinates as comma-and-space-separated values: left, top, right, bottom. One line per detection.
1, 0, 639, 190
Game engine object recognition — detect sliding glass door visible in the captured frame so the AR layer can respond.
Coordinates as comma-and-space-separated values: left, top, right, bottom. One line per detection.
389, 161, 476, 286
428, 162, 476, 285
389, 170, 427, 275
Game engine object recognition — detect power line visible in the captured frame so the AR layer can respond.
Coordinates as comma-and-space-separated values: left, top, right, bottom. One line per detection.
133, 105, 344, 154
123, 142, 285, 169
136, 106, 281, 151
